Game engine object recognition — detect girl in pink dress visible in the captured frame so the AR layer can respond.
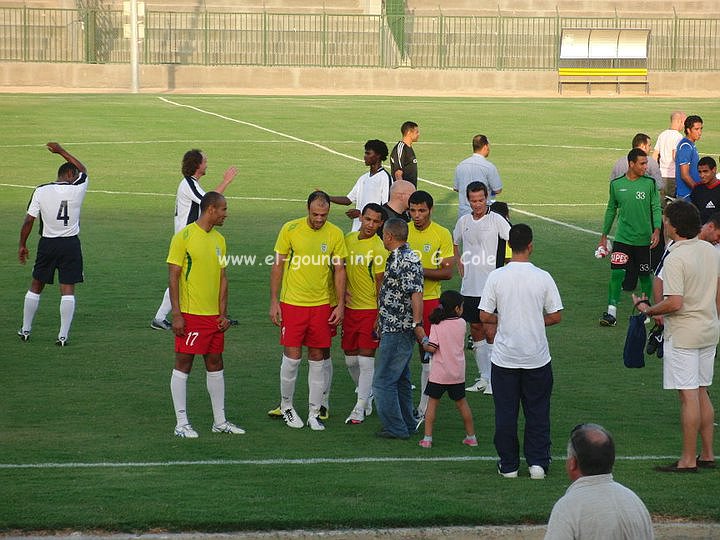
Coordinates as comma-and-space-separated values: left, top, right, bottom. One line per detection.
419, 290, 477, 449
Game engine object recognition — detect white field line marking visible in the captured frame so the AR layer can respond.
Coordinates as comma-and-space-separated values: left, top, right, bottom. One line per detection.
0, 455, 677, 470
158, 97, 602, 229
0, 183, 603, 208
0, 184, 306, 203
0, 141, 632, 152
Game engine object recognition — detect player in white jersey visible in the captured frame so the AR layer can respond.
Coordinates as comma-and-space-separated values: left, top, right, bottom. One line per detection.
17, 143, 89, 346
151, 149, 238, 330
453, 181, 510, 393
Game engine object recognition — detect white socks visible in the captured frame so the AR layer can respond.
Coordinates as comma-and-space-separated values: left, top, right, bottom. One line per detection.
345, 354, 360, 386
156, 288, 172, 321
59, 295, 75, 340
22, 291, 41, 332
206, 370, 226, 426
356, 356, 374, 408
322, 357, 333, 409
473, 340, 491, 381
170, 369, 189, 427
308, 361, 324, 417
608, 305, 617, 318
280, 355, 301, 410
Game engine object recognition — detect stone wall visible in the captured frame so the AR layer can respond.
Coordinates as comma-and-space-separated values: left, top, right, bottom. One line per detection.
1, 61, 717, 97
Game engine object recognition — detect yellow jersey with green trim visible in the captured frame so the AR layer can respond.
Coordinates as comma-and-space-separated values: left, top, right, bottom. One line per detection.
274, 217, 348, 307
344, 231, 388, 310
407, 221, 454, 300
167, 222, 227, 316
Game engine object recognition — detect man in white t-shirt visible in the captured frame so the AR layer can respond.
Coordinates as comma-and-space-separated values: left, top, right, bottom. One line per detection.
480, 224, 563, 479
151, 149, 238, 330
453, 181, 510, 393
17, 143, 89, 346
329, 140, 393, 232
653, 111, 686, 202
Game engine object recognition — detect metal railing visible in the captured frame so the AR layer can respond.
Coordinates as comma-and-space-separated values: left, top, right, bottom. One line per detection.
0, 6, 718, 71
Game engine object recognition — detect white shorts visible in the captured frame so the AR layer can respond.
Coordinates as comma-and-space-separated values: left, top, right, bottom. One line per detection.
663, 336, 715, 390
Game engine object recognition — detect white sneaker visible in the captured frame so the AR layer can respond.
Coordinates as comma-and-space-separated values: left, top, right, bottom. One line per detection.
307, 415, 325, 431
212, 420, 245, 434
466, 377, 489, 392
345, 408, 365, 425
497, 463, 518, 478
364, 394, 374, 417
282, 407, 304, 429
529, 465, 546, 479
483, 381, 493, 395
174, 424, 199, 438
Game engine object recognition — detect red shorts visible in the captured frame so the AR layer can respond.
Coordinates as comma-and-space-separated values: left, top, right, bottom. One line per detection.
423, 298, 440, 332
281, 303, 333, 348
342, 308, 379, 351
175, 313, 225, 355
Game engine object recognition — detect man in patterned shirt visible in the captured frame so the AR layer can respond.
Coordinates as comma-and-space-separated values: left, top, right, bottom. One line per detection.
372, 218, 426, 439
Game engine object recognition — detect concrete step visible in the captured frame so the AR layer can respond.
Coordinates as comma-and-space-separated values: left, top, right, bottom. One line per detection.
407, 0, 720, 16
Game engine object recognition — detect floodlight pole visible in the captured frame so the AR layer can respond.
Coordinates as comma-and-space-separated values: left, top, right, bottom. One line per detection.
130, 0, 139, 93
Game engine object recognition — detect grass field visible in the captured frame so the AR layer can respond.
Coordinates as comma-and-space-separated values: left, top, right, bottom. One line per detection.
1, 94, 719, 533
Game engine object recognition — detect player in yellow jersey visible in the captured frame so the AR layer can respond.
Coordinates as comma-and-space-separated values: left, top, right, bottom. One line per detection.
167, 192, 244, 438
342, 203, 387, 424
406, 190, 455, 425
269, 191, 347, 431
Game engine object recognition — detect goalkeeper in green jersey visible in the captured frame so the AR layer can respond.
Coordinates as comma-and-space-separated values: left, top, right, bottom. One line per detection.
598, 148, 662, 326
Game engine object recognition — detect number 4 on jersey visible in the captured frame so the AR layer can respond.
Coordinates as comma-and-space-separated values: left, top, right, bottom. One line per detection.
57, 200, 69, 226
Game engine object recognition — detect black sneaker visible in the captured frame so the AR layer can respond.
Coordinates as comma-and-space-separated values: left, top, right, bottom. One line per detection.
599, 312, 617, 327
466, 334, 474, 350
646, 324, 664, 356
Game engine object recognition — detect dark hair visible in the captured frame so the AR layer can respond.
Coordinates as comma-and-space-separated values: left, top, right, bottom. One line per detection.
631, 133, 650, 148
664, 199, 701, 239
706, 211, 720, 229
401, 121, 418, 135
200, 191, 225, 213
466, 181, 488, 199
509, 223, 532, 252
307, 190, 330, 208
365, 139, 389, 161
362, 202, 386, 221
383, 217, 408, 241
182, 149, 204, 177
472, 134, 489, 151
627, 148, 647, 163
57, 162, 79, 180
698, 156, 717, 170
429, 290, 464, 325
568, 424, 615, 476
409, 190, 434, 209
684, 114, 703, 134
490, 201, 509, 219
